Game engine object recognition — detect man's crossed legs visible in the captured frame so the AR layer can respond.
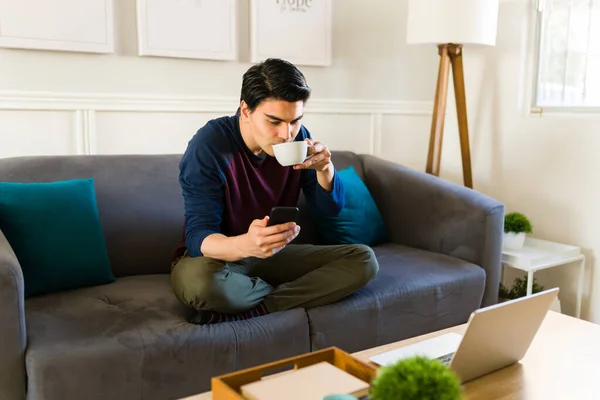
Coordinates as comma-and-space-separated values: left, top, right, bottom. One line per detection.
170, 244, 379, 324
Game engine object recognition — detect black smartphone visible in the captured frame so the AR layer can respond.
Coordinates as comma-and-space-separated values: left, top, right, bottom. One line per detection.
267, 206, 299, 226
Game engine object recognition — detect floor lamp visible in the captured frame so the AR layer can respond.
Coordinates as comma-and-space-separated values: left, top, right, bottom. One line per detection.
406, 0, 499, 189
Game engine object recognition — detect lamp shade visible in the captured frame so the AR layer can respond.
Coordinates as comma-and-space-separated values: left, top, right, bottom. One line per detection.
406, 0, 499, 46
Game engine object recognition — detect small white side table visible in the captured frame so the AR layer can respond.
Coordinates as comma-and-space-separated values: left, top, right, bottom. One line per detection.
501, 236, 585, 319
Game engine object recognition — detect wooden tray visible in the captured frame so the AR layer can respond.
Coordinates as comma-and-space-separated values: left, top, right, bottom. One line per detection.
211, 347, 378, 400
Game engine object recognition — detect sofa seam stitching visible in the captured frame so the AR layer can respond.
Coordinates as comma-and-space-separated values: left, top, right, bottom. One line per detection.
230, 322, 240, 371
484, 204, 504, 217
0, 266, 26, 395
304, 308, 315, 352
136, 327, 146, 400
480, 203, 503, 306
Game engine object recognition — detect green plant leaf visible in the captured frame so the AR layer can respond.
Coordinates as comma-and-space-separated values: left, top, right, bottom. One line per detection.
370, 356, 463, 400
498, 275, 544, 299
504, 212, 533, 234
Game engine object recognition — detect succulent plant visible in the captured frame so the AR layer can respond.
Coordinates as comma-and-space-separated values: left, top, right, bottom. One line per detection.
369, 356, 463, 400
504, 212, 533, 234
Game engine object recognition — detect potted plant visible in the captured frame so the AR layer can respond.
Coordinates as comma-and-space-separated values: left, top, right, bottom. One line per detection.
369, 356, 463, 400
503, 212, 532, 250
323, 356, 463, 400
498, 275, 561, 312
499, 274, 544, 301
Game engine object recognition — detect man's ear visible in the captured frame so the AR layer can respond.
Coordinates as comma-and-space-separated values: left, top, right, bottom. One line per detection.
239, 101, 252, 121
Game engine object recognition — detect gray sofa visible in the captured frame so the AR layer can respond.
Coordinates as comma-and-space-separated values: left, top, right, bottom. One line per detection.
0, 151, 504, 400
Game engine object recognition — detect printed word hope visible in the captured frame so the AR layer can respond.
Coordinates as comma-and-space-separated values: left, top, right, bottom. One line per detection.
276, 0, 313, 12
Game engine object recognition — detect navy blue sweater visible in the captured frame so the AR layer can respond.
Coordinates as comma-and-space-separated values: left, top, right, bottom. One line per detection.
174, 114, 345, 258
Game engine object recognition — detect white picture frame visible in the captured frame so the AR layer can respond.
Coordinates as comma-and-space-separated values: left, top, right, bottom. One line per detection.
250, 0, 333, 67
0, 0, 114, 53
136, 0, 237, 61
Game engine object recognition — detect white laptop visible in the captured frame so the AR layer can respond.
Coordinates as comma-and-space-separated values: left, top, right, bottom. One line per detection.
369, 288, 559, 383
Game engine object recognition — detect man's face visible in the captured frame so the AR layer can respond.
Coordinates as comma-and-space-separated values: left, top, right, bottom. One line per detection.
240, 98, 304, 157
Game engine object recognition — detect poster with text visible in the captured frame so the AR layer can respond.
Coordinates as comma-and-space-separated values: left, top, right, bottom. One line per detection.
250, 0, 332, 66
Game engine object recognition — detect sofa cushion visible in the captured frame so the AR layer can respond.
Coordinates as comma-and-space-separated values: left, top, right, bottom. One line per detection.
314, 165, 388, 246
0, 155, 185, 278
295, 151, 366, 245
306, 243, 486, 353
24, 275, 310, 400
0, 178, 115, 298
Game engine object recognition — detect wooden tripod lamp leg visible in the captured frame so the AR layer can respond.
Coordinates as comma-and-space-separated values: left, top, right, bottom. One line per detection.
426, 45, 451, 177
448, 44, 473, 189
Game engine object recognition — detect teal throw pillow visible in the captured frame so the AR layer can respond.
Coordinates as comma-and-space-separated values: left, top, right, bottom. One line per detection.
0, 178, 115, 298
316, 166, 388, 246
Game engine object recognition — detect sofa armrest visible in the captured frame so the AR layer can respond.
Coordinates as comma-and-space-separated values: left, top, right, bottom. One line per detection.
361, 155, 504, 307
0, 228, 26, 400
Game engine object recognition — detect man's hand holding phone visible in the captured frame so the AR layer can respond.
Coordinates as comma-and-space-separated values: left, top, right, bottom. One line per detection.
239, 217, 300, 258
202, 207, 299, 262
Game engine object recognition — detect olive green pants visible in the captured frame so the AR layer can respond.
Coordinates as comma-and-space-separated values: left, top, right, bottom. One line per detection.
170, 244, 379, 314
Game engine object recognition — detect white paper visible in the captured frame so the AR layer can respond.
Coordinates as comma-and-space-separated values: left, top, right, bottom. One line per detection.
369, 332, 464, 366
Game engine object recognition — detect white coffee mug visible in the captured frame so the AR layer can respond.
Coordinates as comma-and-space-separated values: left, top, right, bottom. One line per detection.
272, 141, 308, 166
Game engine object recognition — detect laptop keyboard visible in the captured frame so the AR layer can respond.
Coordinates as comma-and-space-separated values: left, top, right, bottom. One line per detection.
437, 352, 454, 365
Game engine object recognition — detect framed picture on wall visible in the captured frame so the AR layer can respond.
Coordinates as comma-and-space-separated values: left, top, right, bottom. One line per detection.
250, 0, 333, 66
0, 0, 114, 53
136, 0, 237, 61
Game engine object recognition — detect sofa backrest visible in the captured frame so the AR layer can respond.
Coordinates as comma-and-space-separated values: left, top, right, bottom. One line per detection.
0, 151, 365, 277
0, 154, 184, 277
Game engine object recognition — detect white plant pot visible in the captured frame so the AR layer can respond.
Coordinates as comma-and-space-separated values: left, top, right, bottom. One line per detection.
503, 232, 526, 250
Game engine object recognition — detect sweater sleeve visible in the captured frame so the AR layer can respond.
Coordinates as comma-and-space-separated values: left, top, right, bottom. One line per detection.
299, 126, 345, 216
179, 133, 225, 257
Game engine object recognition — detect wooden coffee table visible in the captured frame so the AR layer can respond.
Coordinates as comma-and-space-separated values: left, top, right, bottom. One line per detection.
185, 311, 600, 399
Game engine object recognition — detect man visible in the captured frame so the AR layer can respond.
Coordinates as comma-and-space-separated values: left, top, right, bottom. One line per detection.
171, 58, 379, 325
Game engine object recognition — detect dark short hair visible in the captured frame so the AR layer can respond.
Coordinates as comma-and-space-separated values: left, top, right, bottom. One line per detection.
240, 58, 311, 112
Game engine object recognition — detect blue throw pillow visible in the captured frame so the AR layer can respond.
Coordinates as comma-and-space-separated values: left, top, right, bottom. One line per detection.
316, 166, 388, 246
0, 178, 115, 298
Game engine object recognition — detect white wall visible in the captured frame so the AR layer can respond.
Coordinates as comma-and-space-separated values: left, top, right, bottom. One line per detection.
432, 0, 600, 324
0, 0, 439, 100
0, 0, 437, 166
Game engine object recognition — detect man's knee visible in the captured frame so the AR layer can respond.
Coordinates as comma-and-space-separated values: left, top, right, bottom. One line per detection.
348, 244, 379, 286
171, 256, 226, 311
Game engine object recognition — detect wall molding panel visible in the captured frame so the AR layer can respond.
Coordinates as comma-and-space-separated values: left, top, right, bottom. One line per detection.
0, 91, 433, 159
0, 91, 433, 114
